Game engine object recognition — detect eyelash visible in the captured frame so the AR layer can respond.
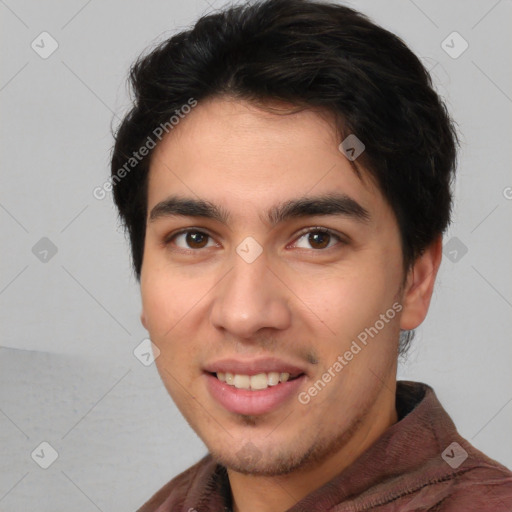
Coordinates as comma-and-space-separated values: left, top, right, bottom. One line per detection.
162, 227, 347, 253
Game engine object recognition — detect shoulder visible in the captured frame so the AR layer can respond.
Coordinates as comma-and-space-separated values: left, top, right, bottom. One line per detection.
438, 464, 512, 511
427, 441, 512, 511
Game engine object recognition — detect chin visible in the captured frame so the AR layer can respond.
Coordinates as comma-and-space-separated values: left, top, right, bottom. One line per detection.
211, 449, 307, 476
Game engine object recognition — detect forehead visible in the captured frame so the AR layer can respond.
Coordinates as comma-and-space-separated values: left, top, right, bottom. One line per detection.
146, 97, 387, 224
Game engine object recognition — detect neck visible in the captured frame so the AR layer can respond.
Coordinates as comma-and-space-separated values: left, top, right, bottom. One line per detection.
228, 384, 398, 512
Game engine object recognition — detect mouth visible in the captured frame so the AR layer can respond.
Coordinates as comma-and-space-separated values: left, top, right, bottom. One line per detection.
202, 357, 309, 415
204, 370, 307, 416
208, 370, 304, 391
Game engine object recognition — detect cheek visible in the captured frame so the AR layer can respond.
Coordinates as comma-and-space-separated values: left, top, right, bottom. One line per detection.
294, 271, 402, 380
296, 265, 394, 336
142, 271, 201, 388
140, 262, 214, 375
140, 266, 191, 339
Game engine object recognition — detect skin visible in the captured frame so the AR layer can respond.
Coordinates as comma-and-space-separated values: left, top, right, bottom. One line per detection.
140, 97, 442, 512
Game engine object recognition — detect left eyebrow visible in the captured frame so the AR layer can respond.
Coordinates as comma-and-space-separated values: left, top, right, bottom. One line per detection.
148, 193, 371, 226
264, 193, 371, 227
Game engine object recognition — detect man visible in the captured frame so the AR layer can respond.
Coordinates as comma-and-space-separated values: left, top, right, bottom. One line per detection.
110, 0, 512, 510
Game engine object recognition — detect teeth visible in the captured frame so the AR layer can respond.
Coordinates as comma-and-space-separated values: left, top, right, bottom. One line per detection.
215, 371, 293, 390
250, 373, 269, 390
233, 374, 250, 389
267, 372, 280, 386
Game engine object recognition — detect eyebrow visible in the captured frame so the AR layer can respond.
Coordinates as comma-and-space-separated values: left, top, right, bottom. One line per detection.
148, 193, 371, 226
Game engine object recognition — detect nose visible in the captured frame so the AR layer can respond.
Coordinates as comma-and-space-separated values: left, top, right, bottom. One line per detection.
209, 249, 292, 340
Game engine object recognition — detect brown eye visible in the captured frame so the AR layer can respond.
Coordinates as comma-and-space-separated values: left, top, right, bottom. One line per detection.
166, 230, 215, 250
308, 231, 331, 249
293, 228, 344, 250
185, 231, 209, 249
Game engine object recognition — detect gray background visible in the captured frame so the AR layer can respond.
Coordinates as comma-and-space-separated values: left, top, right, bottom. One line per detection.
1, 0, 511, 510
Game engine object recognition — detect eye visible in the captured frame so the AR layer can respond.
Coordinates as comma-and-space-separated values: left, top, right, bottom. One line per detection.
292, 227, 345, 250
165, 229, 217, 250
163, 227, 345, 253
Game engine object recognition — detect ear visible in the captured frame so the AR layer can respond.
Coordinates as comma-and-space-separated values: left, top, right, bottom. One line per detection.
140, 310, 148, 330
399, 234, 443, 330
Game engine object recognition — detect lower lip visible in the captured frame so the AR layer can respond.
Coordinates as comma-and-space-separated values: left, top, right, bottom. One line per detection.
205, 373, 306, 416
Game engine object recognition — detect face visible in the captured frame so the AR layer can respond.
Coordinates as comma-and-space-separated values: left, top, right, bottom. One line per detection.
140, 97, 409, 476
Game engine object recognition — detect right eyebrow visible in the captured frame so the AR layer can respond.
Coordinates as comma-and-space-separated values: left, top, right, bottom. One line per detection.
148, 196, 231, 225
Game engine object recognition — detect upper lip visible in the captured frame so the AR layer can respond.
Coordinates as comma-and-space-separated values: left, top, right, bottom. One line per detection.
203, 357, 307, 377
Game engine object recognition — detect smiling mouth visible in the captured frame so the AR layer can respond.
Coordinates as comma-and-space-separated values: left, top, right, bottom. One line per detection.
209, 371, 304, 391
